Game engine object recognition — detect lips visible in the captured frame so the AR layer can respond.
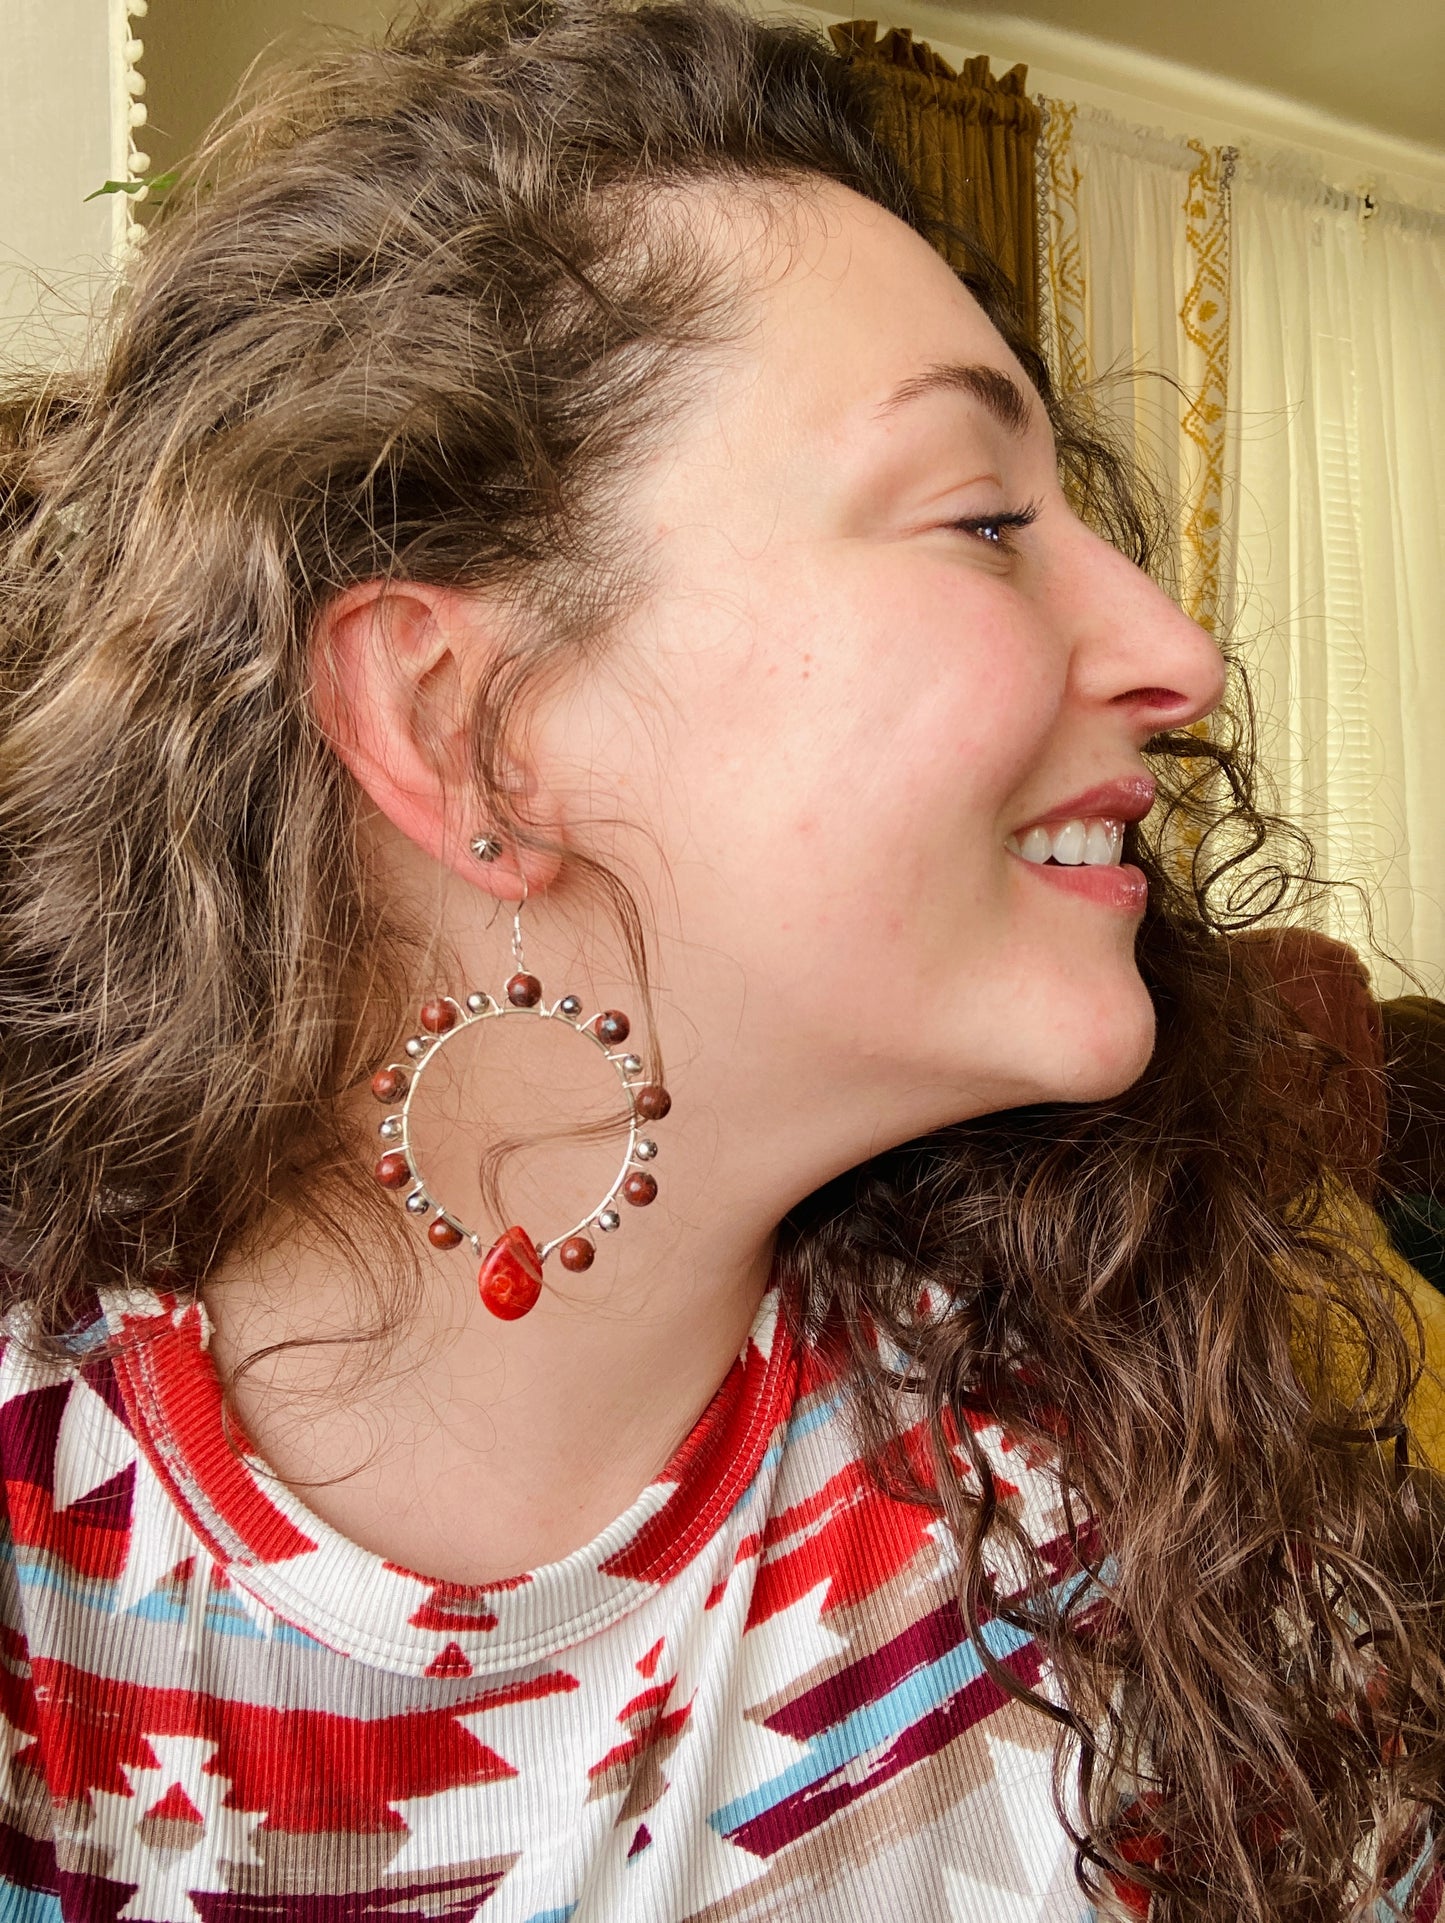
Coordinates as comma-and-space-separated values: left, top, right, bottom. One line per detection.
1010, 774, 1157, 837
1003, 772, 1155, 912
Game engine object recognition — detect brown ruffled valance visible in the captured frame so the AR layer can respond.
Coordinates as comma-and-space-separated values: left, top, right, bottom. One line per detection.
831, 21, 1041, 339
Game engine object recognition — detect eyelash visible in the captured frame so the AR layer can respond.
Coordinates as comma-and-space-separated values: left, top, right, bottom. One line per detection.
948, 500, 1042, 555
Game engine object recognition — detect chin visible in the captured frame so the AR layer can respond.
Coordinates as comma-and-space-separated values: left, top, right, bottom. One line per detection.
1054, 992, 1154, 1099
1028, 977, 1158, 1106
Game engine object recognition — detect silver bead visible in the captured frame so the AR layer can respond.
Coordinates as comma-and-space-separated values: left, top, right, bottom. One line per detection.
469, 834, 503, 863
379, 1115, 403, 1141
466, 992, 489, 1013
405, 1190, 431, 1215
559, 995, 583, 1018
620, 1053, 643, 1076
596, 1209, 621, 1233
635, 1138, 658, 1161
404, 1036, 428, 1059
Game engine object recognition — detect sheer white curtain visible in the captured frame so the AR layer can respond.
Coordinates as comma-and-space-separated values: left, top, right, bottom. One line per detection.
1040, 98, 1445, 990
1228, 159, 1445, 993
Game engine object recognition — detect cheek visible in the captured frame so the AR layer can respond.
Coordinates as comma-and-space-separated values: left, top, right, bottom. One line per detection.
675, 556, 1055, 854
583, 555, 1152, 1116
635, 572, 1062, 1033
826, 619, 1056, 937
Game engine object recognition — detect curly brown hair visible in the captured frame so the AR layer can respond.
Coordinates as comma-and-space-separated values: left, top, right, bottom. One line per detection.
1, 3, 1441, 1916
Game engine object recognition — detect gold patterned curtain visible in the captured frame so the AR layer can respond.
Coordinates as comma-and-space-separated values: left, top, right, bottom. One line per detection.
1038, 105, 1234, 638
1035, 105, 1236, 883
830, 21, 1042, 340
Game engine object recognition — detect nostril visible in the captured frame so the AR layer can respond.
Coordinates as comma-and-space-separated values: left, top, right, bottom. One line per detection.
1121, 687, 1191, 709
1119, 687, 1214, 728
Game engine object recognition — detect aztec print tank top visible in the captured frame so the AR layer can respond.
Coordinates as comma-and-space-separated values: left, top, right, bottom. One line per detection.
0, 1284, 1436, 1921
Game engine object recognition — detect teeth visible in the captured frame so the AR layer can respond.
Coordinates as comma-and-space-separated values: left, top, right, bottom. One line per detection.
1051, 819, 1087, 865
1005, 817, 1125, 867
1083, 819, 1116, 865
1019, 825, 1052, 864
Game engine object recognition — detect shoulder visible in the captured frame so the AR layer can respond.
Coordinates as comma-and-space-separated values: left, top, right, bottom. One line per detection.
0, 1303, 121, 1904
0, 1299, 91, 1468
1385, 1833, 1445, 1923
0, 1291, 144, 1549
0, 1287, 115, 1409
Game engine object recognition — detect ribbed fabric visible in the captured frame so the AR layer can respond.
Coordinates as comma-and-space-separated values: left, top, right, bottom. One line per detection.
0, 1285, 1427, 1921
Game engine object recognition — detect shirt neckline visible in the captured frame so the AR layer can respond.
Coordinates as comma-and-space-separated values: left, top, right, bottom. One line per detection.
103, 1284, 797, 1678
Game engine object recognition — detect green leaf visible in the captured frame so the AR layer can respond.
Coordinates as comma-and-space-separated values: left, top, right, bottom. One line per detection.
84, 169, 179, 204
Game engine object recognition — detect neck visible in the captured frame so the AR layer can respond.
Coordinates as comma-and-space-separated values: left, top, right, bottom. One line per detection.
199, 879, 963, 1582
202, 1104, 784, 1584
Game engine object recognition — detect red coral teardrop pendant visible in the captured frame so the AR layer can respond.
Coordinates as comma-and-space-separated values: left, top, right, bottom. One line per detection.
477, 1226, 543, 1320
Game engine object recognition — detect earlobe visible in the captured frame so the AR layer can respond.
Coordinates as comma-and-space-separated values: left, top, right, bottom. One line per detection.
309, 580, 561, 897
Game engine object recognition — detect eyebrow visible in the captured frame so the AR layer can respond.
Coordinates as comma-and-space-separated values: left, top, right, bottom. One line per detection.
874, 360, 1036, 438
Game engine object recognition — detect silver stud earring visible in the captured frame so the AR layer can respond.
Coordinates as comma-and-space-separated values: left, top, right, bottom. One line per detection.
470, 833, 503, 864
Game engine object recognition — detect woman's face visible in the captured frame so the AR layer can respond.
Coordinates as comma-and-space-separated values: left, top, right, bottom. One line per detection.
539, 184, 1225, 1167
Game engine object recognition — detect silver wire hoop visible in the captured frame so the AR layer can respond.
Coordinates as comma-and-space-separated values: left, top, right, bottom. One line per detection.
369, 904, 670, 1279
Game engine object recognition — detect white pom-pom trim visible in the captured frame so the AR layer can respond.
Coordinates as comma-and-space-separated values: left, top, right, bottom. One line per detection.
114, 0, 151, 256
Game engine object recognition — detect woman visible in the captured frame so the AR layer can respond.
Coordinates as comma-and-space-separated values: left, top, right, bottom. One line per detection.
1, 2, 1441, 1917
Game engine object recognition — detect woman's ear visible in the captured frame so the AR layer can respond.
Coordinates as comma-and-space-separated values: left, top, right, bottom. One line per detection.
310, 580, 561, 896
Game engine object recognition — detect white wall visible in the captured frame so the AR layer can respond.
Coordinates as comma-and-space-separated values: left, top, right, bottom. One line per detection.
782, 1, 1445, 202
138, 0, 391, 182
1, 0, 132, 370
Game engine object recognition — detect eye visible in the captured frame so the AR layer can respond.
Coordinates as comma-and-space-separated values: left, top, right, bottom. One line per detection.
948, 500, 1041, 556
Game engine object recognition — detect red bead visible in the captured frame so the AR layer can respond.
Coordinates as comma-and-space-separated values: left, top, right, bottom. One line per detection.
559, 1236, 595, 1272
419, 998, 458, 1034
478, 1225, 543, 1319
635, 1084, 671, 1122
375, 1150, 411, 1189
428, 1218, 464, 1250
371, 1066, 407, 1104
595, 1009, 630, 1045
506, 973, 543, 1009
622, 1170, 658, 1207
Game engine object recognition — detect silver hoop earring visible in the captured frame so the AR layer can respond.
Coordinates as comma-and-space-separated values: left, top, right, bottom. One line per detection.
368, 890, 670, 1321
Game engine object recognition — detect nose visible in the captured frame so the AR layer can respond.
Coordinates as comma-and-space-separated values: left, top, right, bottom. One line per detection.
1059, 523, 1227, 740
